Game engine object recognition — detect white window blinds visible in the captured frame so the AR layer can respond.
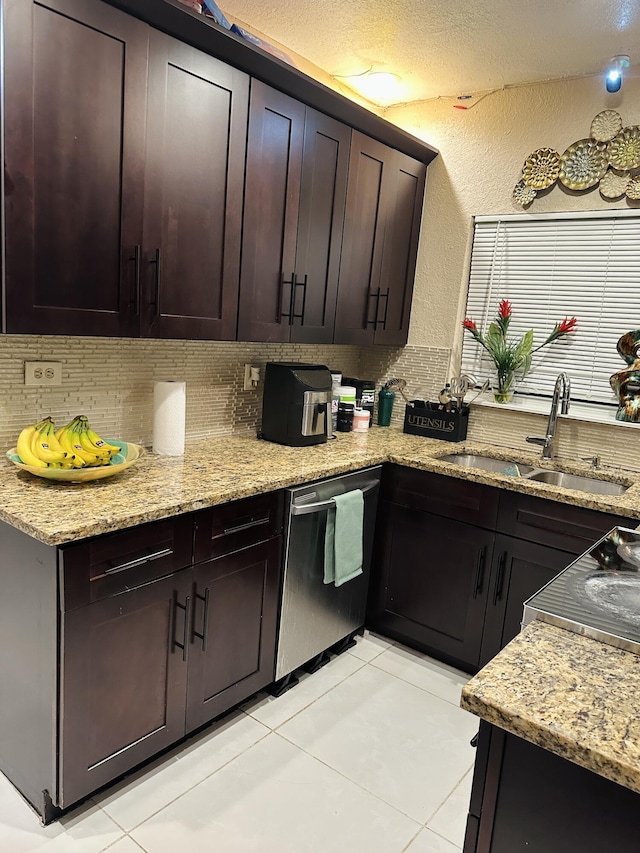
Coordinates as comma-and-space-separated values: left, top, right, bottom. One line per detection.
461, 211, 640, 404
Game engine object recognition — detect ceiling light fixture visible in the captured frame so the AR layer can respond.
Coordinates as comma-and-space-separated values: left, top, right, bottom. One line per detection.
333, 68, 403, 107
605, 55, 630, 93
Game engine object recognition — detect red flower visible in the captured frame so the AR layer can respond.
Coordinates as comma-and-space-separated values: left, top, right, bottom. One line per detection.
498, 300, 512, 320
463, 318, 477, 331
557, 317, 577, 335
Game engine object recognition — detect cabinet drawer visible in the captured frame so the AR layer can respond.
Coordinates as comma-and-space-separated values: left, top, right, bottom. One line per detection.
61, 514, 194, 610
382, 465, 500, 529
498, 492, 637, 554
193, 491, 283, 562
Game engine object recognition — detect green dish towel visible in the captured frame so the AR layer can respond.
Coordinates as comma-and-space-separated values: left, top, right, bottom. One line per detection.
324, 489, 364, 587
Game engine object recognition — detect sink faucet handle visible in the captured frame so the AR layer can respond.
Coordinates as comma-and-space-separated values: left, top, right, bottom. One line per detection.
526, 435, 548, 447
580, 455, 600, 470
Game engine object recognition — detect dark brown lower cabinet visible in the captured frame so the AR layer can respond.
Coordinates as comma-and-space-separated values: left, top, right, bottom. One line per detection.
0, 491, 283, 822
186, 538, 281, 731
368, 465, 637, 673
369, 500, 494, 671
60, 572, 192, 807
465, 722, 640, 852
60, 535, 282, 811
477, 535, 572, 668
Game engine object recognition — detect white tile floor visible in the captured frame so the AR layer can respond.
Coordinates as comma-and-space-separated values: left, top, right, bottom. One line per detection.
0, 633, 477, 852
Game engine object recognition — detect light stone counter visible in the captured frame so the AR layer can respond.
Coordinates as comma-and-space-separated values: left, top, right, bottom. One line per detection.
2, 426, 640, 545
461, 619, 640, 794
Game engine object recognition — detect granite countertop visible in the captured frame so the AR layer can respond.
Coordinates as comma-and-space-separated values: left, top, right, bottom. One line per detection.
2, 426, 640, 546
461, 619, 640, 794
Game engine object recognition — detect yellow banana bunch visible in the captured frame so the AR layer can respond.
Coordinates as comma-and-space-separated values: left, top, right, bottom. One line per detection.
16, 415, 121, 469
55, 416, 121, 468
16, 417, 79, 468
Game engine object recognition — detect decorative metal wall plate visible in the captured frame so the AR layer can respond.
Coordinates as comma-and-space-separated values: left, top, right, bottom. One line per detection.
512, 179, 536, 205
559, 139, 609, 190
521, 147, 561, 189
626, 176, 640, 200
599, 168, 631, 199
609, 126, 640, 170
590, 110, 623, 142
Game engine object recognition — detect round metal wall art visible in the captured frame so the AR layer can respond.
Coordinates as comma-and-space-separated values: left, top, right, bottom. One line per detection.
513, 112, 640, 206
599, 168, 631, 199
590, 110, 623, 142
512, 179, 536, 205
626, 176, 640, 200
521, 147, 561, 189
609, 126, 640, 170
559, 138, 609, 190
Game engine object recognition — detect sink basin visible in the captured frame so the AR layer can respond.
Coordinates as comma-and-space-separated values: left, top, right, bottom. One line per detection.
525, 469, 629, 496
438, 453, 630, 496
438, 454, 534, 475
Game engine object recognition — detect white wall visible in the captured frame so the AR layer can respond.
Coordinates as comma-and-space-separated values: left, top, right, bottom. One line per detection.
386, 73, 640, 360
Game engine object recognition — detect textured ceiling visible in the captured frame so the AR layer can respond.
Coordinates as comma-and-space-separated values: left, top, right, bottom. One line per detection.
220, 0, 639, 105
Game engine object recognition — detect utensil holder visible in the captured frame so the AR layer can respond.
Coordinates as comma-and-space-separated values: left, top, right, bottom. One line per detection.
402, 400, 469, 441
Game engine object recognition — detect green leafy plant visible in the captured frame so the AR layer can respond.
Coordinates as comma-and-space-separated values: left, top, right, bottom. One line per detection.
463, 300, 577, 401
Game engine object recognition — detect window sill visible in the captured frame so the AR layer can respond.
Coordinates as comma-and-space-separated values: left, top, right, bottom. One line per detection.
471, 394, 640, 429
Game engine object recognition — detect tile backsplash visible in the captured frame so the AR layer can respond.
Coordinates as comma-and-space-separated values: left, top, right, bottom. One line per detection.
0, 335, 450, 449
5, 335, 635, 473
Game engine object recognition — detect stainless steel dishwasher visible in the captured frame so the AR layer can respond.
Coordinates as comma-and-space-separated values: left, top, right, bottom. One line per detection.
274, 466, 382, 691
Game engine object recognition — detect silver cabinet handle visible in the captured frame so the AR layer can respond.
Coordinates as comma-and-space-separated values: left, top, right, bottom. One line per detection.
290, 480, 379, 516
105, 546, 173, 575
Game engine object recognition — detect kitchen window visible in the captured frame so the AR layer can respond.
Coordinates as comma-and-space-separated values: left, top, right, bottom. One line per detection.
462, 210, 640, 408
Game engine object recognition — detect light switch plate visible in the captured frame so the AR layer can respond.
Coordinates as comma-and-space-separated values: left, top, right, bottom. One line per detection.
24, 361, 63, 386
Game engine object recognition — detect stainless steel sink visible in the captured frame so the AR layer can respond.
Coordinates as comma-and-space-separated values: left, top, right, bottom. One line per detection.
525, 469, 629, 496
437, 454, 535, 475
438, 453, 630, 496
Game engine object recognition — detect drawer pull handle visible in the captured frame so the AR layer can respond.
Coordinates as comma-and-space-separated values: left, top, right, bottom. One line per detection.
223, 516, 270, 536
192, 587, 210, 652
473, 547, 486, 599
104, 547, 173, 576
493, 551, 507, 605
172, 593, 190, 662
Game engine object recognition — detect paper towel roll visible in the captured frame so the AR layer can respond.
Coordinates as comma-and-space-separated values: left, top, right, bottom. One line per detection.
153, 381, 186, 456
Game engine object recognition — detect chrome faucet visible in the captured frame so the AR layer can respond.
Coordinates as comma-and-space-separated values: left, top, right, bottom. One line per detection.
526, 373, 571, 459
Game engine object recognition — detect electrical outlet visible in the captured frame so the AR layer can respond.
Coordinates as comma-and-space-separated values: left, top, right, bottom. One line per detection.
243, 364, 260, 391
24, 361, 62, 387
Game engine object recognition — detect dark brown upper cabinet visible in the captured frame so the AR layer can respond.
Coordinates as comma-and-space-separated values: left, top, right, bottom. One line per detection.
3, 0, 148, 336
334, 132, 426, 346
4, 0, 247, 340
141, 33, 248, 340
238, 80, 350, 343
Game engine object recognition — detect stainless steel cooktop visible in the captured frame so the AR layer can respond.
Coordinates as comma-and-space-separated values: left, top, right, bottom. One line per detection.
523, 526, 640, 655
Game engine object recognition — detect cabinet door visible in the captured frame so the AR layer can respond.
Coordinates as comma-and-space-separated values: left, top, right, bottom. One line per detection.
334, 132, 425, 346
60, 572, 191, 808
373, 150, 425, 346
368, 501, 494, 672
237, 81, 305, 342
478, 535, 570, 668
142, 33, 248, 340
4, 0, 147, 336
186, 537, 281, 731
289, 110, 350, 343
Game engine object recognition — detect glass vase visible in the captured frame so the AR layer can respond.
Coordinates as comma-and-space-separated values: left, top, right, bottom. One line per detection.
493, 371, 515, 404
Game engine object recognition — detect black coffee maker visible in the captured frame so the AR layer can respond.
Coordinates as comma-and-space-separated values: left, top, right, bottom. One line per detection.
261, 363, 332, 446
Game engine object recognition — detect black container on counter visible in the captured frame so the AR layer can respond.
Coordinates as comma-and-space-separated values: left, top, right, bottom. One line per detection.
336, 401, 355, 432
403, 400, 469, 441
